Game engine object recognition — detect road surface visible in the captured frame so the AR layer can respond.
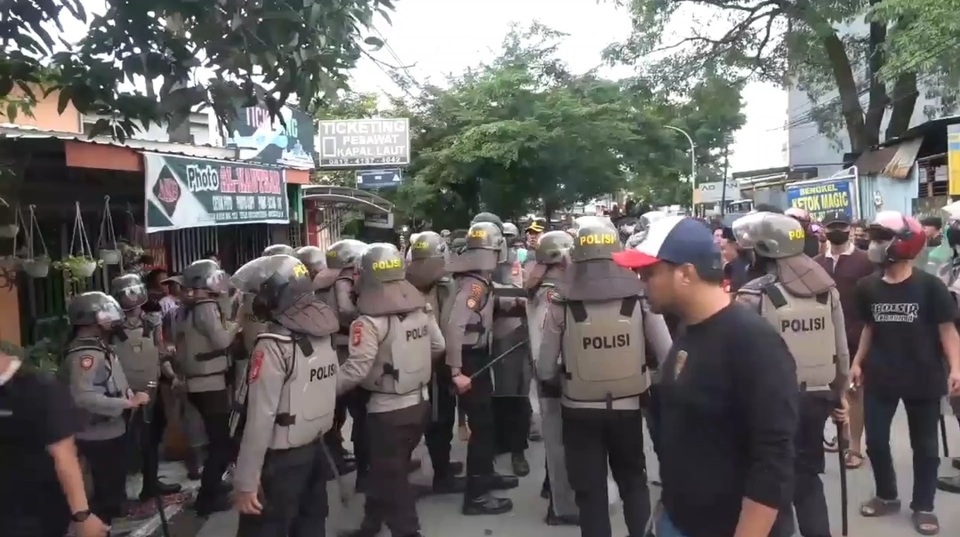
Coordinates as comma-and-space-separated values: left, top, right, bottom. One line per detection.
154, 399, 960, 537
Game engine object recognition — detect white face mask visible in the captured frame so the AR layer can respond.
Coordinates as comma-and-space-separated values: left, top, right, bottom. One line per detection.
867, 241, 890, 266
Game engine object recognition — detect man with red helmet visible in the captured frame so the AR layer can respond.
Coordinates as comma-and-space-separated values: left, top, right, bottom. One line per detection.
850, 210, 960, 535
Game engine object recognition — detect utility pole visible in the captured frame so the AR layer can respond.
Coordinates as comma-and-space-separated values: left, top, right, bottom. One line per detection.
720, 136, 731, 216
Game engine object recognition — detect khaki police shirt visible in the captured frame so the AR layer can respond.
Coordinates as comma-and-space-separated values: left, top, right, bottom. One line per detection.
735, 288, 849, 394
442, 277, 522, 369
234, 337, 288, 493
536, 293, 673, 410
193, 300, 240, 351
340, 312, 445, 413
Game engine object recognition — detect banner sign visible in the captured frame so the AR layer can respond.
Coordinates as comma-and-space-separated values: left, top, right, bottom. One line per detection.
785, 173, 858, 222
318, 118, 410, 168
226, 105, 315, 169
144, 152, 289, 233
948, 124, 960, 195
356, 168, 402, 189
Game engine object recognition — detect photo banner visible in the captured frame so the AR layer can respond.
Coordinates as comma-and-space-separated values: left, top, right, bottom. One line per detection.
144, 152, 289, 232
785, 173, 858, 222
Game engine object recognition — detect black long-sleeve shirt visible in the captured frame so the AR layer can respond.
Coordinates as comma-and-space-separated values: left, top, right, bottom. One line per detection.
658, 303, 798, 537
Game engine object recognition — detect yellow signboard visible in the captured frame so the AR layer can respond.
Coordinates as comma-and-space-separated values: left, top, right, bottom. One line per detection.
948, 125, 960, 195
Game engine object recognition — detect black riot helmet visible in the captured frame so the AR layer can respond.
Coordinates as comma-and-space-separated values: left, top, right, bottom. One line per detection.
263, 244, 295, 256
295, 246, 326, 276
68, 291, 124, 328
110, 273, 147, 311
231, 255, 314, 318
182, 259, 229, 294
471, 212, 504, 232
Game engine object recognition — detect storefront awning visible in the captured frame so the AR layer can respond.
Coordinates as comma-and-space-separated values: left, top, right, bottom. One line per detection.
302, 185, 394, 214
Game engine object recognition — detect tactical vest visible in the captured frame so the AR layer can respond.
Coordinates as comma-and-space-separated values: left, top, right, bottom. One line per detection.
64, 338, 126, 425
240, 294, 268, 354
113, 320, 160, 392
361, 311, 433, 395
175, 299, 230, 379
256, 328, 338, 448
560, 297, 649, 403
435, 277, 456, 330
752, 280, 836, 390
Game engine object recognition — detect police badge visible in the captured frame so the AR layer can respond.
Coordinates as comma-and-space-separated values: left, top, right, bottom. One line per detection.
674, 350, 688, 380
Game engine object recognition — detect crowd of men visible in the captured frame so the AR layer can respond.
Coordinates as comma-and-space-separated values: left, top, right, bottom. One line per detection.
2, 203, 960, 537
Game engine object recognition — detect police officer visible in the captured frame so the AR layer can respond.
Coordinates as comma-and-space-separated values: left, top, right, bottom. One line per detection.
316, 239, 369, 479
444, 221, 522, 515
230, 254, 341, 537
406, 231, 466, 493
732, 211, 849, 537
338, 243, 444, 537
537, 222, 672, 537
175, 259, 239, 515
65, 292, 150, 525
526, 230, 579, 526
295, 245, 326, 279
110, 274, 182, 502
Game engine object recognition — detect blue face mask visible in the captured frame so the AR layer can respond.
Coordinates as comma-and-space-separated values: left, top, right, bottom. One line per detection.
516, 248, 528, 264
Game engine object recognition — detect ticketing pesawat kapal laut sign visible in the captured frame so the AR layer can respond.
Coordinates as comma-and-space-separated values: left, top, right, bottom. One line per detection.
317, 118, 410, 168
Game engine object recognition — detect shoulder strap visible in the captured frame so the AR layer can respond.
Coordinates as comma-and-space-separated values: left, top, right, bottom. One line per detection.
762, 282, 788, 309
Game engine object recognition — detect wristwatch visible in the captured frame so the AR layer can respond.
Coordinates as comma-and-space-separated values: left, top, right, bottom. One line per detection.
71, 510, 92, 522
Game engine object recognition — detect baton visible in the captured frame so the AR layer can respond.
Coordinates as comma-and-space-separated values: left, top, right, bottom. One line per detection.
140, 381, 171, 537
940, 414, 950, 458
468, 339, 529, 380
835, 407, 848, 537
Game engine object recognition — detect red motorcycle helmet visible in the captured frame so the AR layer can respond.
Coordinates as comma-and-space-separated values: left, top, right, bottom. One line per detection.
867, 210, 926, 262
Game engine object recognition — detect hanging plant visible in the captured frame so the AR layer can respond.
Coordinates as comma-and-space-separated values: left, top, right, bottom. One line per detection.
20, 204, 50, 278
97, 195, 122, 266
0, 205, 26, 270
0, 195, 18, 239
54, 202, 101, 282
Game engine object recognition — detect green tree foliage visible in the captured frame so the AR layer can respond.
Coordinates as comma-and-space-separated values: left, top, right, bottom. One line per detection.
0, 0, 394, 139
607, 0, 957, 154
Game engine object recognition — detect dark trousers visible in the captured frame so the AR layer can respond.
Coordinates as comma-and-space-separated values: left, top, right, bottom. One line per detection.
0, 513, 69, 537
127, 391, 168, 495
493, 396, 531, 455
347, 388, 371, 478
362, 403, 428, 536
323, 397, 348, 456
236, 441, 329, 537
562, 408, 649, 537
425, 364, 457, 478
773, 395, 832, 537
864, 391, 941, 512
188, 389, 232, 503
645, 384, 661, 456
459, 348, 497, 499
77, 435, 129, 524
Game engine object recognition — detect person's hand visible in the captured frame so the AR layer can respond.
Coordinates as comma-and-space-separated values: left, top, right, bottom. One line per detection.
832, 395, 849, 424
125, 388, 135, 400
848, 364, 863, 390
74, 513, 109, 537
452, 373, 472, 394
949, 368, 960, 396
133, 392, 150, 406
171, 376, 184, 391
233, 490, 263, 515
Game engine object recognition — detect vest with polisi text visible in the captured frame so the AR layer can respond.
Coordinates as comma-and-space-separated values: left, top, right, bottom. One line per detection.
113, 320, 160, 392
361, 310, 433, 395
560, 297, 648, 403
743, 276, 836, 391
256, 327, 337, 449
176, 300, 230, 380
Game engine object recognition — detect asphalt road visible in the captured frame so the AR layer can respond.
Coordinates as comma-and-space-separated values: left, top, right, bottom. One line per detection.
157, 398, 960, 537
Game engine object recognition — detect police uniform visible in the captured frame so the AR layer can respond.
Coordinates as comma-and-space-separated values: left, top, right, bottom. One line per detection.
64, 292, 140, 524
444, 220, 521, 515
406, 231, 466, 493
111, 274, 182, 502
733, 212, 849, 537
339, 244, 444, 537
229, 254, 340, 537
313, 239, 368, 479
175, 259, 240, 515
537, 223, 672, 537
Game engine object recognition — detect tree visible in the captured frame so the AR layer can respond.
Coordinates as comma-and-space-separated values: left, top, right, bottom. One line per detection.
607, 0, 956, 154
0, 0, 394, 139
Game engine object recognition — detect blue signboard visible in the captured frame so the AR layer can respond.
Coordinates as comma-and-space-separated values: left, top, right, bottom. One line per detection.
355, 168, 402, 189
785, 175, 858, 222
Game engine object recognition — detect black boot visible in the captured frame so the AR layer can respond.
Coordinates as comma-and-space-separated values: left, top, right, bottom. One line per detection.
462, 493, 513, 515
432, 474, 466, 494
193, 493, 231, 517
511, 452, 530, 477
490, 472, 519, 490
139, 481, 182, 502
545, 511, 579, 526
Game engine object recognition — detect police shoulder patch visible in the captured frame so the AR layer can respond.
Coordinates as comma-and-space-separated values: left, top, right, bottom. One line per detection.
351, 320, 364, 346
79, 355, 95, 370
248, 350, 264, 383
469, 282, 485, 299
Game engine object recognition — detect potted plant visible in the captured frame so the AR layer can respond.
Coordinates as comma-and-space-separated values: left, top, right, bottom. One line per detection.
60, 202, 98, 279
97, 195, 121, 265
20, 204, 50, 278
0, 197, 17, 238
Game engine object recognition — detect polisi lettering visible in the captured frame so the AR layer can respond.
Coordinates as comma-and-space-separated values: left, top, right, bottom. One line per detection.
788, 229, 805, 240
578, 233, 616, 246
372, 258, 401, 270
581, 333, 630, 349
405, 325, 428, 341
780, 317, 825, 333
468, 229, 487, 239
309, 363, 337, 382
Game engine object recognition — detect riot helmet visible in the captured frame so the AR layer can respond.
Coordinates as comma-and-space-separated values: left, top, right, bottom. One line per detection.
68, 291, 124, 328
409, 231, 447, 261
573, 215, 617, 232
110, 273, 147, 311
625, 230, 647, 249
464, 222, 505, 252
535, 230, 574, 264
731, 212, 805, 259
503, 222, 519, 239
570, 224, 621, 262
263, 244, 295, 256
295, 246, 326, 276
231, 254, 314, 318
325, 239, 367, 270
639, 211, 667, 230
182, 259, 229, 294
471, 212, 504, 232
358, 243, 407, 287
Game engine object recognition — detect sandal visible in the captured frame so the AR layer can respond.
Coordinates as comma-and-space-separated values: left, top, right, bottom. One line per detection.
911, 511, 939, 535
824, 435, 839, 453
860, 496, 900, 517
844, 450, 865, 469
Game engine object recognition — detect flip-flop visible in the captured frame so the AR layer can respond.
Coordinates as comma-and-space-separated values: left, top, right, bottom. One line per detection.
860, 496, 900, 517
844, 450, 865, 469
911, 511, 939, 535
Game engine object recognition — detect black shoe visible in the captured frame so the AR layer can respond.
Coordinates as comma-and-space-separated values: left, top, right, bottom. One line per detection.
138, 481, 182, 501
540, 482, 549, 499
193, 494, 231, 517
408, 458, 422, 473
337, 459, 358, 475
937, 474, 960, 494
449, 461, 465, 475
545, 512, 579, 526
511, 452, 530, 477
432, 475, 466, 494
953, 458, 960, 471
490, 473, 519, 490
462, 493, 513, 515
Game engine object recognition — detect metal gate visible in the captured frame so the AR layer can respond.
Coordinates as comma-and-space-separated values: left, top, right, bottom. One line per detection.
229, 224, 271, 270
166, 226, 219, 273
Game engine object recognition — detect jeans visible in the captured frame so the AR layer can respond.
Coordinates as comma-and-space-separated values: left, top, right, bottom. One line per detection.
863, 390, 940, 512
655, 512, 689, 537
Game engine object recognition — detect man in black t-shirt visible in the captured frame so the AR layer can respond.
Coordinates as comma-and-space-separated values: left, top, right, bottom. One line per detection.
614, 215, 798, 537
0, 352, 108, 537
851, 211, 960, 536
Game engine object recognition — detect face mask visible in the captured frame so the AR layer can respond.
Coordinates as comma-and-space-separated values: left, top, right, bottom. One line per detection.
867, 242, 890, 265
855, 238, 870, 250
825, 230, 850, 245
928, 236, 943, 247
